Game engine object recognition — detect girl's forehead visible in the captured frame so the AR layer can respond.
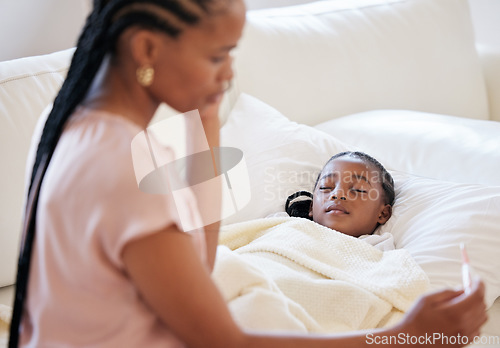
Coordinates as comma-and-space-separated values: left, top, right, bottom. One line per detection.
320, 157, 382, 182
323, 157, 371, 173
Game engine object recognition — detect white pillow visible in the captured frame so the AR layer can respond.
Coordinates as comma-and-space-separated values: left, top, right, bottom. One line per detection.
314, 110, 500, 186
379, 171, 500, 308
220, 93, 351, 225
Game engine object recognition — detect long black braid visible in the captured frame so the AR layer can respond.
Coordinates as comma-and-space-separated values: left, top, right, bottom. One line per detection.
9, 1, 216, 346
285, 151, 395, 220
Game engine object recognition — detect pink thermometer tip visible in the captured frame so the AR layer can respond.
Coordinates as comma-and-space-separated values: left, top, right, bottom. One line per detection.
460, 242, 472, 294
460, 242, 469, 264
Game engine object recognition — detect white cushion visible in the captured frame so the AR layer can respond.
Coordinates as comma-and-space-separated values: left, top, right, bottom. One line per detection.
380, 171, 500, 308
314, 109, 500, 186
221, 93, 500, 308
0, 48, 74, 287
220, 93, 351, 225
232, 0, 488, 125
477, 44, 500, 122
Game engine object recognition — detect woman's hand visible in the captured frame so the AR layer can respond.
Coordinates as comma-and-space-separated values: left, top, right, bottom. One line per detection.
185, 98, 223, 270
394, 278, 488, 347
200, 97, 223, 120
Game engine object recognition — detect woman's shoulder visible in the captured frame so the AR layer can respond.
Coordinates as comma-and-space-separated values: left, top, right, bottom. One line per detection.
67, 107, 143, 147
51, 107, 174, 199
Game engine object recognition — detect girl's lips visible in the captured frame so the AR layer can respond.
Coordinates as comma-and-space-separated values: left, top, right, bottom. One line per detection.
325, 203, 348, 214
327, 209, 347, 215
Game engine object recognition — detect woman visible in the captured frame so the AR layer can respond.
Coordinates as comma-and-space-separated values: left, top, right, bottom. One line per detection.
10, 0, 487, 347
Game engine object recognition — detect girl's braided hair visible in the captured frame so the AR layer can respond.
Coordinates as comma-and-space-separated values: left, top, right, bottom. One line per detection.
285, 151, 395, 220
10, 1, 220, 346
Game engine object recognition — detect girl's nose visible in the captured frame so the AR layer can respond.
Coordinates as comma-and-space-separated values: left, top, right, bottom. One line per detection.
330, 189, 347, 201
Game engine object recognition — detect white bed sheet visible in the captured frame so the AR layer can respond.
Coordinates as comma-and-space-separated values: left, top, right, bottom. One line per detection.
470, 296, 500, 347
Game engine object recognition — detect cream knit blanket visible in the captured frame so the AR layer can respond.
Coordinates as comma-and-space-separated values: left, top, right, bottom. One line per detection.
213, 217, 429, 333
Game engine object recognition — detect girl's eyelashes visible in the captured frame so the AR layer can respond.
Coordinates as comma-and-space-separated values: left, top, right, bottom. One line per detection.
318, 187, 368, 194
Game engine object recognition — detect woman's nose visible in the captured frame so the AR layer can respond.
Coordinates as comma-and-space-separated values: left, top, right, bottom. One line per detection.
220, 56, 234, 83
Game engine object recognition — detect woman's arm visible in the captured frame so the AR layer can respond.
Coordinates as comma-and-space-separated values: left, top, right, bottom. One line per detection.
184, 102, 221, 271
122, 226, 488, 348
199, 113, 220, 272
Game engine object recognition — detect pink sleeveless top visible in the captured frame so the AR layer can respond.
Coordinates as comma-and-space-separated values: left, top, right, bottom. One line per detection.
21, 107, 206, 347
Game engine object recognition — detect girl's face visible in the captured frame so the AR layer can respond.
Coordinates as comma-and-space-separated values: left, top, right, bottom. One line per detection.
152, 0, 246, 113
309, 157, 392, 237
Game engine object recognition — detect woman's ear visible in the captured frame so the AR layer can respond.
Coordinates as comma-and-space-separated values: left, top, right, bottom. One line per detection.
129, 29, 163, 67
377, 204, 392, 225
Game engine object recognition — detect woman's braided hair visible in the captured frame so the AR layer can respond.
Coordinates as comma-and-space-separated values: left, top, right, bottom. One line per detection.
10, 1, 218, 346
285, 151, 395, 220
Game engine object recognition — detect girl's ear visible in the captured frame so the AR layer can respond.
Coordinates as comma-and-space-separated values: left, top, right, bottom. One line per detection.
308, 203, 313, 218
377, 204, 392, 225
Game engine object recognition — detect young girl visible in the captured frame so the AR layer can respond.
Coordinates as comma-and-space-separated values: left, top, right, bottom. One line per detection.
286, 151, 394, 237
10, 1, 487, 347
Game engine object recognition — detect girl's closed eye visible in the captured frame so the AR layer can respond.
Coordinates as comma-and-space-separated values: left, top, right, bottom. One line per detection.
319, 186, 333, 191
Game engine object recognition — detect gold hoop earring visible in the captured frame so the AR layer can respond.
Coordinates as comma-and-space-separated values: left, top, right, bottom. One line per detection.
136, 65, 154, 87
